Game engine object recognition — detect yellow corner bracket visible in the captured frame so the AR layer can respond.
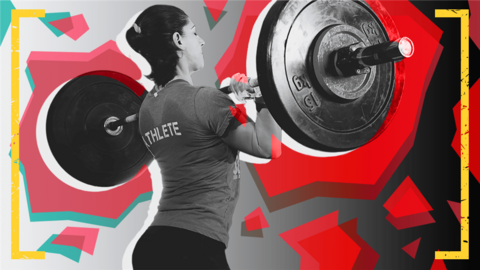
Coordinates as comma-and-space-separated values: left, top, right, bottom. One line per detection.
435, 9, 469, 260
11, 9, 46, 260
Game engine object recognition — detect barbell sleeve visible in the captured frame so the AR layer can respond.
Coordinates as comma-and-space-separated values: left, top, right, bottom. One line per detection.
107, 113, 138, 131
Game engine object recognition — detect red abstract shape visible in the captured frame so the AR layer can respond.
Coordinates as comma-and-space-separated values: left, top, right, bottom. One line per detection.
447, 200, 462, 223
245, 2, 442, 207
386, 212, 435, 230
51, 235, 86, 251
21, 40, 153, 220
402, 237, 421, 259
49, 14, 89, 41
280, 211, 379, 270
299, 226, 360, 270
339, 219, 379, 270
280, 211, 339, 269
244, 207, 269, 231
452, 80, 479, 183
51, 227, 100, 255
431, 259, 448, 270
203, 0, 228, 22
229, 104, 247, 127
384, 176, 433, 218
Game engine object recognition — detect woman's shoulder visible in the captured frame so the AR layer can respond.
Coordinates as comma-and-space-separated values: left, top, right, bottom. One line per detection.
195, 85, 232, 103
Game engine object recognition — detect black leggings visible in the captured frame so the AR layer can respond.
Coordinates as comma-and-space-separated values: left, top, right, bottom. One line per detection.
132, 226, 230, 270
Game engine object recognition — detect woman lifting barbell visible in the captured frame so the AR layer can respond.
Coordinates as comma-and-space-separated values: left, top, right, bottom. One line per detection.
126, 5, 281, 269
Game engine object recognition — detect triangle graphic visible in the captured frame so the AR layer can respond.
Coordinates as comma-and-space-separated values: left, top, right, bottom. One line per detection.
38, 12, 71, 37
203, 7, 227, 30
390, 188, 431, 218
447, 200, 461, 223
430, 259, 447, 270
402, 237, 421, 259
203, 0, 228, 22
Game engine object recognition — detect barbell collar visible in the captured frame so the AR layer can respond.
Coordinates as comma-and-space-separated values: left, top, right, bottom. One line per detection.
335, 37, 414, 77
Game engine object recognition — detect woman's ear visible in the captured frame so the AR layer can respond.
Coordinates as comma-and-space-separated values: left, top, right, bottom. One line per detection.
173, 32, 183, 49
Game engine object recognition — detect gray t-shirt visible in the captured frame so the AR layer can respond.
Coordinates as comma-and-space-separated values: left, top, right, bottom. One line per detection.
138, 79, 240, 247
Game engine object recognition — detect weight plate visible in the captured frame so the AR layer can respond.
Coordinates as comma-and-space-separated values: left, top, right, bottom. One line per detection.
46, 71, 153, 187
257, 0, 397, 151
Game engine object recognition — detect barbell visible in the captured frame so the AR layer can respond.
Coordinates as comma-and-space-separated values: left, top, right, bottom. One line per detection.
46, 0, 413, 186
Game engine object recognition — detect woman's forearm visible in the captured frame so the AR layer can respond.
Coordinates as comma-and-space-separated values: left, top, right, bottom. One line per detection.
252, 105, 282, 159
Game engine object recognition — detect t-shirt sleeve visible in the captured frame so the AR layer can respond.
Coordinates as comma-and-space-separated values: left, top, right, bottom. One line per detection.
195, 86, 238, 136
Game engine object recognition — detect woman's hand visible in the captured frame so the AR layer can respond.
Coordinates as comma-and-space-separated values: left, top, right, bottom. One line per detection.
229, 73, 257, 102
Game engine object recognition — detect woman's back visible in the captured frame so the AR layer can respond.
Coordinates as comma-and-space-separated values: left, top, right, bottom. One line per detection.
138, 79, 241, 246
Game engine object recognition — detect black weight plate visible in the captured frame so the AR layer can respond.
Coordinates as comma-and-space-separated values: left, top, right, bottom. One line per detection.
46, 71, 152, 187
257, 0, 395, 151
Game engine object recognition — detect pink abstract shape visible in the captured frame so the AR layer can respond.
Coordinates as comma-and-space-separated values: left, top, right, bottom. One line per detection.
386, 212, 435, 230
447, 200, 461, 223
203, 0, 228, 22
49, 14, 89, 41
384, 176, 433, 218
51, 235, 86, 250
452, 79, 480, 183
21, 40, 152, 220
244, 207, 269, 231
402, 238, 421, 259
51, 227, 99, 255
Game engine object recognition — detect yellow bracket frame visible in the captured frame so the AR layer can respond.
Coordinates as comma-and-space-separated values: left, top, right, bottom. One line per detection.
435, 9, 469, 260
11, 9, 46, 260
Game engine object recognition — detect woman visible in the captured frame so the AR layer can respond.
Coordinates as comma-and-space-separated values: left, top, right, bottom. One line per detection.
127, 5, 281, 269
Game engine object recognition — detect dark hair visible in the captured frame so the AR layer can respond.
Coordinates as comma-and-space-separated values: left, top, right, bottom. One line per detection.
126, 5, 189, 87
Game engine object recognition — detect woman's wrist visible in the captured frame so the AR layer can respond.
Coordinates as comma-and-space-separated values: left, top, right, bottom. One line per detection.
255, 99, 268, 112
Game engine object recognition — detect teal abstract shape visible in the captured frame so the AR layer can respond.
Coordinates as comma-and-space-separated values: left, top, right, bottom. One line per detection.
0, 0, 16, 46
38, 12, 71, 37
203, 7, 227, 30
37, 234, 82, 262
25, 66, 35, 91
215, 79, 220, 89
9, 150, 153, 228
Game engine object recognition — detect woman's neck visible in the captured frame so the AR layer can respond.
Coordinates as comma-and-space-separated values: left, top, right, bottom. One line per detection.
174, 58, 193, 85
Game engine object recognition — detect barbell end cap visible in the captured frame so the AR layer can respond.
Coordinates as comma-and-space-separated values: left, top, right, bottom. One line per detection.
397, 37, 414, 58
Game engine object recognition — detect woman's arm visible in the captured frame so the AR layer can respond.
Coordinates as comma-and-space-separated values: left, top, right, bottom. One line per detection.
221, 98, 282, 159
